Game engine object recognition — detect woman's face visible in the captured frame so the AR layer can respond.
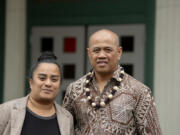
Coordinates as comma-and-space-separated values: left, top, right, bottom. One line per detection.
29, 63, 61, 103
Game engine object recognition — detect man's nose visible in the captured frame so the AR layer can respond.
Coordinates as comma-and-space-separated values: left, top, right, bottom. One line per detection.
98, 51, 106, 58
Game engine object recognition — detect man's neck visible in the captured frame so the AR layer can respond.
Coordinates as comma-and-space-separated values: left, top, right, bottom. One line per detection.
94, 71, 113, 93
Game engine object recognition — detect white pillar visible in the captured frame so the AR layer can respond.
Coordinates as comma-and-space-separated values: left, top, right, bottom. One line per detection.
4, 0, 26, 101
154, 0, 180, 134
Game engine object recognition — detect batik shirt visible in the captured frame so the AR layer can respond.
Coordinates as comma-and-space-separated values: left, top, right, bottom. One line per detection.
63, 66, 162, 135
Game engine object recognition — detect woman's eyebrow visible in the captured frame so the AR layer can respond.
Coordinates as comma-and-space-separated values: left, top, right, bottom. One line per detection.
37, 73, 46, 76
51, 75, 60, 78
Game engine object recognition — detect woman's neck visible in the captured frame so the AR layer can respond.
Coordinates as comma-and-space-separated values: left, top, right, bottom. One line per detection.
27, 96, 55, 117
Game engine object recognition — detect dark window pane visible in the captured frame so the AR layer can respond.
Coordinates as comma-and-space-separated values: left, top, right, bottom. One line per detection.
121, 64, 133, 76
62, 90, 66, 101
120, 36, 134, 52
41, 37, 53, 52
64, 37, 76, 53
63, 64, 75, 79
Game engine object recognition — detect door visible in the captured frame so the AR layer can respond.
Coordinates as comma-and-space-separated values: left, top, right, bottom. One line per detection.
30, 26, 85, 103
30, 24, 145, 104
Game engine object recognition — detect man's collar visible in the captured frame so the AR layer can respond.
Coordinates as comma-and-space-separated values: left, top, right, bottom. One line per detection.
89, 65, 122, 82
112, 65, 122, 81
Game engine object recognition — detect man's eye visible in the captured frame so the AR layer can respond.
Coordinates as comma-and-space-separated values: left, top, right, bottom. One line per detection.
105, 48, 112, 52
93, 49, 100, 53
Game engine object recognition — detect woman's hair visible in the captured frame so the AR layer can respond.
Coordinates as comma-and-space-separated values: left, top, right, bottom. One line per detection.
29, 51, 61, 79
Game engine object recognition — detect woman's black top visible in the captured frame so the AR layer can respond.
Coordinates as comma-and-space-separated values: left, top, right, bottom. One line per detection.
21, 107, 61, 135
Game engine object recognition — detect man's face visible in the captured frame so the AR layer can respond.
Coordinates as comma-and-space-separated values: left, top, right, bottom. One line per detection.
88, 30, 122, 75
29, 63, 61, 103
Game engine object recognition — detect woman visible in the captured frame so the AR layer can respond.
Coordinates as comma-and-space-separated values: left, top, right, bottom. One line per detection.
0, 52, 74, 135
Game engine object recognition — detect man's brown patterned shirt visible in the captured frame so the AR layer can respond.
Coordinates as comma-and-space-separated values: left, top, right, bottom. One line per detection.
63, 66, 162, 135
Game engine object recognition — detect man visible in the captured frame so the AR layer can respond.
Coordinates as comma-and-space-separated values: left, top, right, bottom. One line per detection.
63, 29, 162, 135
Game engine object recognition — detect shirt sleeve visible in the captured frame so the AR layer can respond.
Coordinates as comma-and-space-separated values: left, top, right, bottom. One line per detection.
134, 88, 162, 135
0, 102, 11, 135
63, 83, 75, 117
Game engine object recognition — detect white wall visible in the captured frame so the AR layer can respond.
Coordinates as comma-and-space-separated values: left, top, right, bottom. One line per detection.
3, 0, 26, 101
154, 0, 180, 134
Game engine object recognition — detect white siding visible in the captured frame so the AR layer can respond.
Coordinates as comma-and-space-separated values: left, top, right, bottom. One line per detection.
4, 0, 26, 101
154, 0, 180, 134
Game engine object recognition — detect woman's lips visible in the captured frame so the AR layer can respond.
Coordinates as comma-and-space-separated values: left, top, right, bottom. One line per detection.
42, 89, 53, 94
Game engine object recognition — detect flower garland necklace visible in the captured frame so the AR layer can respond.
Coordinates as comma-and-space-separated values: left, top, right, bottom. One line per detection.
84, 67, 125, 109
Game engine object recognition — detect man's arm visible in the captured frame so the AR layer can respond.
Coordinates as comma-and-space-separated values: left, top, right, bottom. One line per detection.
63, 83, 75, 117
134, 88, 162, 135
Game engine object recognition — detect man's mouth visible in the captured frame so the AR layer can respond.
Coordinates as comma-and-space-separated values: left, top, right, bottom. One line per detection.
97, 61, 108, 66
